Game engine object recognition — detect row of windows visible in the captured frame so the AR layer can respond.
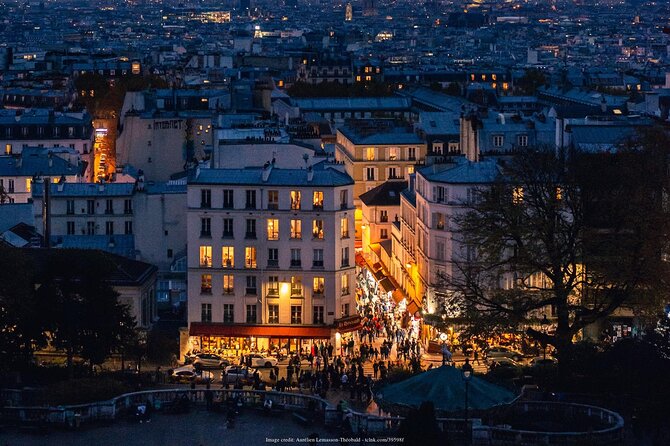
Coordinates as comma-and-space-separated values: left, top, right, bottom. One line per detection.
200, 274, 350, 297
4, 142, 82, 155
491, 134, 528, 148
2, 125, 86, 138
364, 147, 418, 161
199, 246, 350, 269
200, 303, 325, 325
66, 220, 133, 235
200, 189, 348, 210
364, 166, 413, 181
64, 199, 133, 215
200, 217, 349, 240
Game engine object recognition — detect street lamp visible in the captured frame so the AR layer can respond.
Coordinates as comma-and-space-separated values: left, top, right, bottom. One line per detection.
540, 314, 549, 360
462, 358, 474, 446
439, 332, 448, 366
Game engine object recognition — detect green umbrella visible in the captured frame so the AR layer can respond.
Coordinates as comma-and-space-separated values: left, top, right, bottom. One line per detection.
378, 365, 516, 412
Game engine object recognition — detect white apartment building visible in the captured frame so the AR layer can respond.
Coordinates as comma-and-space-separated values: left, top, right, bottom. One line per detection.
412, 158, 501, 312
184, 163, 356, 357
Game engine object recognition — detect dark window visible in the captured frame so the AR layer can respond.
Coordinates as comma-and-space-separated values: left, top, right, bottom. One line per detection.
245, 190, 256, 209
105, 221, 114, 235
124, 199, 133, 215
246, 305, 257, 323
245, 219, 256, 239
223, 189, 234, 208
291, 305, 302, 324
125, 221, 133, 235
201, 217, 211, 237
201, 189, 211, 208
223, 304, 234, 323
222, 218, 234, 238
313, 306, 324, 324
87, 199, 95, 215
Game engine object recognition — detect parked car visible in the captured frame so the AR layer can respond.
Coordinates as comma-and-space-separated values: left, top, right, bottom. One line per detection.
528, 356, 558, 369
223, 366, 261, 384
193, 353, 229, 369
170, 365, 215, 384
246, 354, 278, 368
489, 357, 523, 368
487, 361, 523, 380
486, 346, 524, 362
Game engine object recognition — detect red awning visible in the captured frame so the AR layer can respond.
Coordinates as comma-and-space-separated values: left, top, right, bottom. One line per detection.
355, 252, 366, 267
189, 323, 332, 339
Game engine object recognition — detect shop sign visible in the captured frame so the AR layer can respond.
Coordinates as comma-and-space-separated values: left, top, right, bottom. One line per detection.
335, 315, 362, 331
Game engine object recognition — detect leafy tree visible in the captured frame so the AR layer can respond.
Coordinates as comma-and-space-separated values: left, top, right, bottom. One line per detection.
0, 248, 46, 378
0, 185, 12, 204
439, 140, 670, 362
37, 251, 136, 376
516, 68, 546, 95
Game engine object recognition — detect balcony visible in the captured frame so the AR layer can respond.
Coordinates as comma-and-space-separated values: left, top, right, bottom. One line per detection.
267, 259, 279, 268
312, 260, 324, 268
290, 260, 302, 268
341, 287, 350, 295
313, 203, 323, 211
245, 287, 257, 295
222, 231, 234, 238
245, 232, 257, 239
380, 215, 389, 223
341, 258, 350, 267
341, 231, 350, 239
267, 289, 279, 298
223, 288, 234, 295
268, 203, 278, 210
200, 231, 211, 238
340, 202, 348, 210
200, 202, 211, 209
223, 202, 234, 209
201, 287, 212, 294
104, 209, 114, 215
245, 203, 256, 210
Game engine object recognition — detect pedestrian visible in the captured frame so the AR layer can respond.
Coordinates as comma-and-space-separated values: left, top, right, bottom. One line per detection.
474, 349, 480, 365
373, 361, 379, 379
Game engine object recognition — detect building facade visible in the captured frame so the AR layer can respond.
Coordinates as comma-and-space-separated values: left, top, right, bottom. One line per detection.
184, 164, 356, 358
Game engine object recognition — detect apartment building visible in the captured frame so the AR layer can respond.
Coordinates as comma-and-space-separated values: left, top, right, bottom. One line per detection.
335, 119, 426, 244
184, 163, 356, 357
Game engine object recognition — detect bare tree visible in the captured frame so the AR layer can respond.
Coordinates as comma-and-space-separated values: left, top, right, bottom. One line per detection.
439, 138, 670, 360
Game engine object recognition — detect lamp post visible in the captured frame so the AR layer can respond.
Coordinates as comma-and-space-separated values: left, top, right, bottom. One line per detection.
462, 358, 474, 446
540, 314, 549, 360
439, 332, 448, 366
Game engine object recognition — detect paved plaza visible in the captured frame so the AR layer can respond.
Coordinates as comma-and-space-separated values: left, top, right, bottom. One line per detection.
0, 410, 332, 446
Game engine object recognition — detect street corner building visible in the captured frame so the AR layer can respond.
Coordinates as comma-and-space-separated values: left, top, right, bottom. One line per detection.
182, 161, 361, 359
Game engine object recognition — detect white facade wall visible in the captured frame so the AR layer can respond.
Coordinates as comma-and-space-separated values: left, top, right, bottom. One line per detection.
186, 179, 356, 328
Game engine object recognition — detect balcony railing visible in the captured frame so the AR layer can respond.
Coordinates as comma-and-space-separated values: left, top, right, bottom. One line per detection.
312, 260, 324, 268
380, 215, 389, 222
341, 287, 350, 295
290, 260, 302, 268
200, 202, 211, 209
267, 259, 279, 268
201, 287, 212, 294
222, 231, 234, 238
200, 231, 211, 238
341, 258, 350, 267
268, 203, 278, 210
245, 287, 257, 295
245, 232, 257, 239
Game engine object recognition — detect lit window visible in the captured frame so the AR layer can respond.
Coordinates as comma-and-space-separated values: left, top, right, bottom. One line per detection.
223, 275, 234, 294
313, 277, 324, 295
492, 74, 497, 81
312, 219, 324, 239
341, 217, 349, 238
366, 147, 375, 161
267, 219, 279, 240
313, 191, 324, 209
25, 178, 31, 193
513, 187, 524, 204
341, 274, 349, 295
199, 246, 212, 267
290, 190, 301, 209
201, 274, 212, 293
222, 246, 234, 268
556, 187, 563, 201
290, 219, 302, 239
388, 147, 399, 160
291, 276, 302, 296
245, 246, 257, 268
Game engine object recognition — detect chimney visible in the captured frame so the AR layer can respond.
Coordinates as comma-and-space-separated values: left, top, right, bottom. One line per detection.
262, 161, 272, 182
307, 165, 313, 182
42, 178, 51, 248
